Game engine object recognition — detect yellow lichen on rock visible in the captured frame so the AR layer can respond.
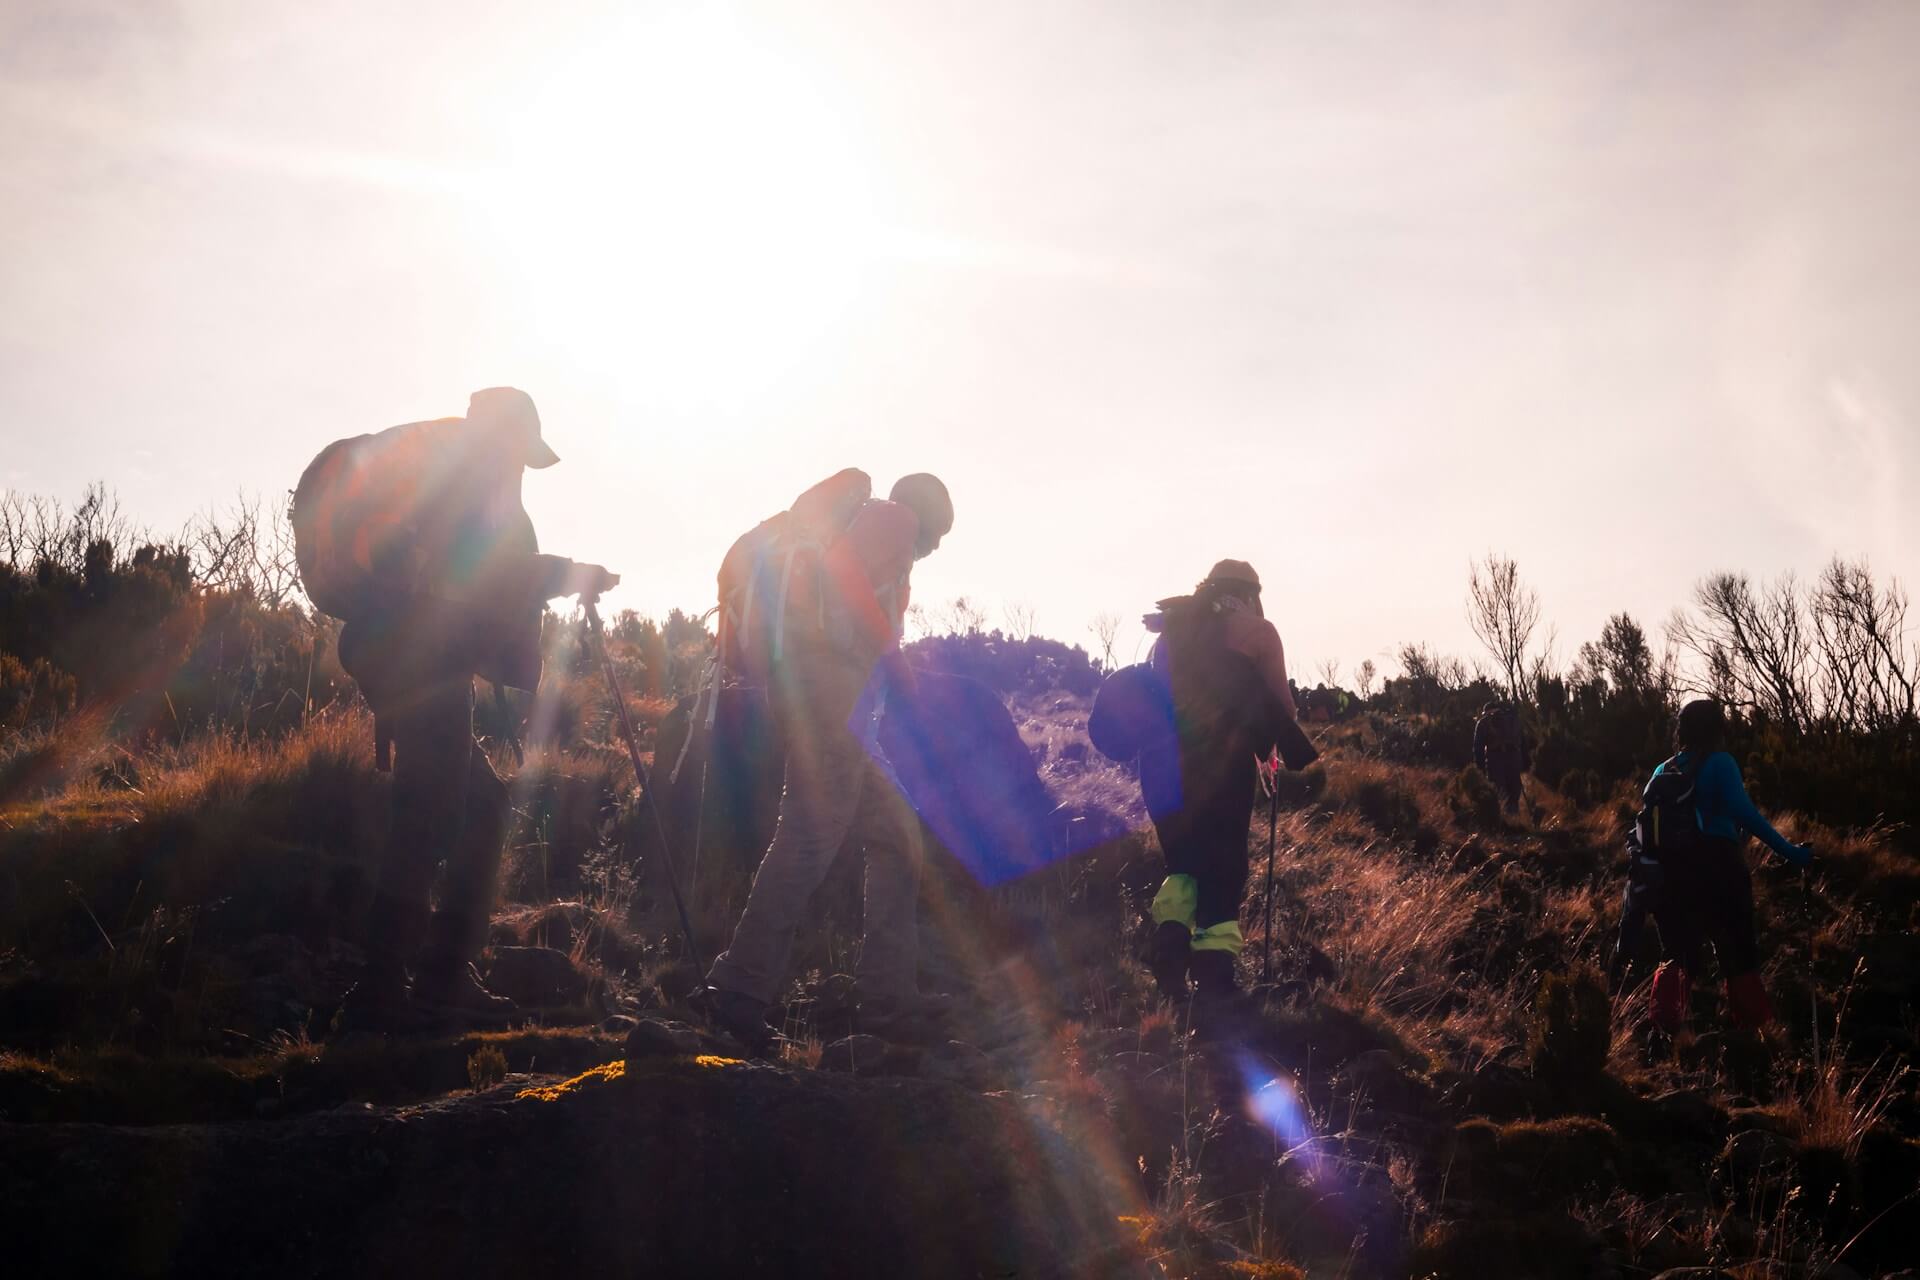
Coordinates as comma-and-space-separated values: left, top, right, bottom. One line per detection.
516, 1058, 626, 1102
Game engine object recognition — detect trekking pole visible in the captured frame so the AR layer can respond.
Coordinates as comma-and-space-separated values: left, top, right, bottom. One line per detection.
583, 600, 705, 972
493, 682, 525, 767
1262, 748, 1280, 985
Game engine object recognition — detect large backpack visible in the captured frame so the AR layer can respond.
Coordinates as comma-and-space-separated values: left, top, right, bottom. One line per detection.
1105, 595, 1319, 771
1479, 705, 1520, 752
1089, 662, 1176, 762
292, 419, 465, 622
1632, 755, 1705, 863
714, 468, 871, 685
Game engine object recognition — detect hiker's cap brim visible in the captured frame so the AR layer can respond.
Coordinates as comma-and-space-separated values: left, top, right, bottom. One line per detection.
526, 439, 561, 469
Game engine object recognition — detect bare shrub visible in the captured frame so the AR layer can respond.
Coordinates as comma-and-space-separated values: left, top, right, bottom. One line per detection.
1467, 554, 1541, 702
1088, 612, 1121, 671
1445, 764, 1502, 828
467, 1044, 508, 1091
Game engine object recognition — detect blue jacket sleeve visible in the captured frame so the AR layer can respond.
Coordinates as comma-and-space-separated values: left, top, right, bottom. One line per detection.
1700, 753, 1801, 861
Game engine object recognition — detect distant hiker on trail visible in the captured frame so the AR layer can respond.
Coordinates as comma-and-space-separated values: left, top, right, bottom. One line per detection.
293, 388, 618, 1026
1472, 700, 1529, 816
695, 471, 955, 1054
1135, 560, 1306, 1015
1616, 698, 1812, 1035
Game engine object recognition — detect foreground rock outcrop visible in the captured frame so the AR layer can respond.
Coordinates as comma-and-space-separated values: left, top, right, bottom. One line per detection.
5, 1055, 1131, 1279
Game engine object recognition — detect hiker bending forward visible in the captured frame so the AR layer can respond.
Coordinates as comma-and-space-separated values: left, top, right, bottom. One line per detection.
1141, 560, 1298, 1006
307, 388, 617, 1023
700, 473, 955, 1052
1634, 698, 1812, 1034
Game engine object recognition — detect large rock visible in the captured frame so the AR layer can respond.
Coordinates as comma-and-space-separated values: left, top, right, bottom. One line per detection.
622, 1018, 702, 1059
2, 1058, 1129, 1278
1443, 1116, 1623, 1206
482, 945, 590, 1007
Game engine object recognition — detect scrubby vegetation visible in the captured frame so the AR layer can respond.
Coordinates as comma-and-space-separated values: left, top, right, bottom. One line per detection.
2, 487, 1916, 1277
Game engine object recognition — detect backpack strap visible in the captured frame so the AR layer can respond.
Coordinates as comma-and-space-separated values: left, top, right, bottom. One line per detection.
672, 657, 722, 787
769, 541, 803, 666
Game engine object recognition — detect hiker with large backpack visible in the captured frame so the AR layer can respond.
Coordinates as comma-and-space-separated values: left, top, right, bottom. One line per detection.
1129, 560, 1307, 1015
1472, 700, 1529, 816
294, 388, 618, 1025
1617, 698, 1812, 1035
694, 471, 955, 1054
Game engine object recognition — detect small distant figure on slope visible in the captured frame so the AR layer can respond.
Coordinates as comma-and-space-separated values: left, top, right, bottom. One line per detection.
1472, 699, 1530, 817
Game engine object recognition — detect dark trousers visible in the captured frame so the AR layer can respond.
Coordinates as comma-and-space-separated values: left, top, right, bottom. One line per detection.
1142, 743, 1258, 930
1652, 838, 1760, 980
365, 674, 508, 979
1482, 751, 1524, 814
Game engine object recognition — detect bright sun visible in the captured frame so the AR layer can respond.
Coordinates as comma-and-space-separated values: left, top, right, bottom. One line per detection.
482, 10, 880, 406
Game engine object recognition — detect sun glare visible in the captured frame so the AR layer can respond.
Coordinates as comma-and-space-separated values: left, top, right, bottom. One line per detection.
482, 11, 880, 405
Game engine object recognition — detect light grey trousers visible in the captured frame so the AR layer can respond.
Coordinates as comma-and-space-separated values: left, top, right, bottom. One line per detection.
707, 662, 925, 1005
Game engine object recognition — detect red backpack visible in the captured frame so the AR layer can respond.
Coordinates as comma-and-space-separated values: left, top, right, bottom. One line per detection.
715, 468, 871, 684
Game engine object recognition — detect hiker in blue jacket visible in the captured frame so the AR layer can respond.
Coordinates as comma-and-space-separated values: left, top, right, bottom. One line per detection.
1634, 699, 1812, 1033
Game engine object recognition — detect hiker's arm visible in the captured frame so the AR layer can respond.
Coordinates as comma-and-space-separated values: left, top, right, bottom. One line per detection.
518, 556, 614, 606
1707, 755, 1808, 864
1233, 616, 1297, 720
529, 555, 618, 602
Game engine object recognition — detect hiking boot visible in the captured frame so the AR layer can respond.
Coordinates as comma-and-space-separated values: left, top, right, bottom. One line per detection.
412, 962, 518, 1027
1148, 921, 1192, 1003
692, 985, 778, 1057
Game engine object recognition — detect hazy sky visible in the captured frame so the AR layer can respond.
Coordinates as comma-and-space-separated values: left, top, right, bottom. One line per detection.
3, 0, 1916, 679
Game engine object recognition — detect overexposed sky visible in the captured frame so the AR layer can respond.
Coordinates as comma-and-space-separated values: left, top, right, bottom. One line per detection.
3, 0, 1916, 679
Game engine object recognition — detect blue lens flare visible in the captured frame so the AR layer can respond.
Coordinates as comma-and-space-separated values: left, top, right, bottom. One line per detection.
1237, 1052, 1319, 1167
874, 670, 1075, 885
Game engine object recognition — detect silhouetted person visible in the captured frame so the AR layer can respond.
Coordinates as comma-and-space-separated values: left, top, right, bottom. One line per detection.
298, 388, 616, 1025
697, 473, 955, 1053
1140, 560, 1299, 1013
1472, 701, 1529, 815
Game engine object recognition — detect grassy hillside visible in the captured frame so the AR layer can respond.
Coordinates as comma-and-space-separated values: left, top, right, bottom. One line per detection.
3, 687, 1914, 1277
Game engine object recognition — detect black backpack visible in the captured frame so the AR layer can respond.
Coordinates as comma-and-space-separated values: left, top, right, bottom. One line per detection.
1088, 663, 1177, 762
1632, 755, 1705, 862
